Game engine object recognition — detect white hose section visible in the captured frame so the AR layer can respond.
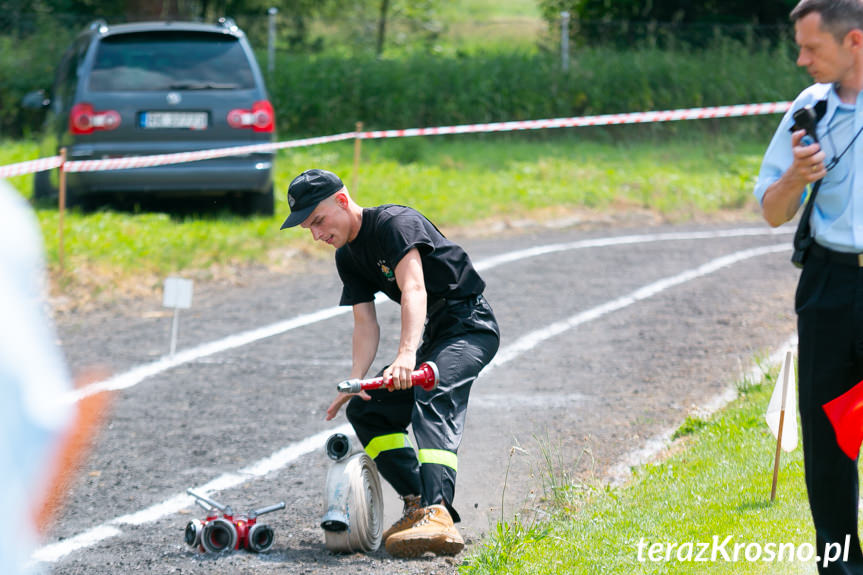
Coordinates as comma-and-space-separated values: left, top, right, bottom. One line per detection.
324, 453, 384, 552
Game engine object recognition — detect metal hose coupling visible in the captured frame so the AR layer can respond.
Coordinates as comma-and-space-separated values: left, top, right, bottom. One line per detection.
326, 433, 352, 462
201, 518, 238, 553
184, 518, 203, 548
247, 523, 276, 553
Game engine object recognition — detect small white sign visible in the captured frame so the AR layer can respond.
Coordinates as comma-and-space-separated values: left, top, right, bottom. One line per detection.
163, 277, 193, 309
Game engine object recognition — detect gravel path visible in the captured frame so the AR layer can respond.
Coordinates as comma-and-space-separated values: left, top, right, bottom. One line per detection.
42, 220, 799, 574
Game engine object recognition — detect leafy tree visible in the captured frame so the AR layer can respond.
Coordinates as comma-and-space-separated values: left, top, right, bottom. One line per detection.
538, 0, 799, 47
315, 0, 440, 56
374, 0, 439, 55
539, 0, 798, 24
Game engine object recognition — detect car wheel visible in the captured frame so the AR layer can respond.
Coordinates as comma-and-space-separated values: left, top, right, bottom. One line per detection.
244, 184, 274, 216
62, 186, 83, 210
32, 170, 55, 205
32, 172, 83, 209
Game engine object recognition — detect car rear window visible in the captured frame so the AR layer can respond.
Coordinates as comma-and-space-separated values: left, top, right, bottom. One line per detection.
88, 31, 256, 92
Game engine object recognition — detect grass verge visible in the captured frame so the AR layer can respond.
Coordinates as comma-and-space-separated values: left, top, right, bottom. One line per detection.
460, 365, 821, 575
1, 127, 770, 308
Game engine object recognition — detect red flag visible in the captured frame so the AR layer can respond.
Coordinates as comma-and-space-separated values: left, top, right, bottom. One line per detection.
823, 379, 863, 460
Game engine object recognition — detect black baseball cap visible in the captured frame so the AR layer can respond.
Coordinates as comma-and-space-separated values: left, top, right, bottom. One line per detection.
279, 169, 344, 229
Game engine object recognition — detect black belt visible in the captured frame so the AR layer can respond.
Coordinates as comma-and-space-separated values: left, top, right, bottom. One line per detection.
809, 243, 863, 267
427, 294, 482, 316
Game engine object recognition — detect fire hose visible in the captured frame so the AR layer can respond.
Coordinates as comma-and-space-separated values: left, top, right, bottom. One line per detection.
322, 362, 439, 553
321, 434, 384, 553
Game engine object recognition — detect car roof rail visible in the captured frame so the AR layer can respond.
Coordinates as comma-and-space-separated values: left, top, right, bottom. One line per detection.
217, 17, 238, 31
88, 18, 108, 31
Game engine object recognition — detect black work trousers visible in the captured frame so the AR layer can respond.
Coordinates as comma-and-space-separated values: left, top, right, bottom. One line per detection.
797, 248, 863, 574
346, 294, 499, 522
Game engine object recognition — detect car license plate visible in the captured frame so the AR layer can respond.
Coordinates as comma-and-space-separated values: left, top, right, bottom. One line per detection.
139, 111, 208, 130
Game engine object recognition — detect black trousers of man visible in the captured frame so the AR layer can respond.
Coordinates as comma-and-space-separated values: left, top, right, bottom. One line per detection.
797, 246, 863, 575
346, 294, 499, 522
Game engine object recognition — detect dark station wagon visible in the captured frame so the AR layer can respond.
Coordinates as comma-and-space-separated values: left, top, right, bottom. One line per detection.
24, 18, 276, 214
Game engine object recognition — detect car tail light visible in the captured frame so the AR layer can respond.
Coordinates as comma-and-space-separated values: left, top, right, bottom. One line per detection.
227, 100, 274, 132
69, 103, 121, 135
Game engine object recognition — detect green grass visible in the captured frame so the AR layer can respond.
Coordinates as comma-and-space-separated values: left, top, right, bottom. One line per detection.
460, 369, 823, 575
299, 0, 545, 56
0, 127, 770, 301
432, 0, 544, 53
436, 0, 541, 21
1, 139, 40, 194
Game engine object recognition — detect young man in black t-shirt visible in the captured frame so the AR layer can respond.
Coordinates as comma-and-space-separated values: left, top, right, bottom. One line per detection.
280, 169, 500, 558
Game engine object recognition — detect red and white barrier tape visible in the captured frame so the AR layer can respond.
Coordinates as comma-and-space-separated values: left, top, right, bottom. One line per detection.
64, 131, 357, 173
0, 155, 64, 179
360, 101, 792, 139
0, 101, 791, 178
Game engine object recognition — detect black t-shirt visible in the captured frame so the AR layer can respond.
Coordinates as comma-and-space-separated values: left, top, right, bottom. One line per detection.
336, 205, 485, 306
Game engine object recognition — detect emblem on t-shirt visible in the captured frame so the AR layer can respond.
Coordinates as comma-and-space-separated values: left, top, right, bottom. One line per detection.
377, 259, 395, 281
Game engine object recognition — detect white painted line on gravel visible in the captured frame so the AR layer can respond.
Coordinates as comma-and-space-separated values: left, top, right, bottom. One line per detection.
35, 239, 791, 564
472, 226, 789, 272
30, 423, 352, 564
66, 226, 791, 403
484, 243, 790, 371
66, 304, 354, 402
606, 333, 798, 486
33, 525, 123, 564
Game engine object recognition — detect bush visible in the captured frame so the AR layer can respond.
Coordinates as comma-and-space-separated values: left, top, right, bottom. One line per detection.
0, 14, 83, 138
268, 41, 810, 137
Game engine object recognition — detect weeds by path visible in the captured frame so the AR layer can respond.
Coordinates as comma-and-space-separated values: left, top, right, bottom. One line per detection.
461, 367, 821, 575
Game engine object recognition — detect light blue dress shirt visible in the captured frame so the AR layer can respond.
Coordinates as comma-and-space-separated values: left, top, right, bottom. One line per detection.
754, 82, 863, 253
0, 180, 72, 574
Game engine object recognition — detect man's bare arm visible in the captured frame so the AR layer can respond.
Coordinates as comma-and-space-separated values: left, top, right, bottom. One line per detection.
350, 301, 380, 380
385, 248, 427, 390
761, 129, 826, 227
325, 301, 379, 421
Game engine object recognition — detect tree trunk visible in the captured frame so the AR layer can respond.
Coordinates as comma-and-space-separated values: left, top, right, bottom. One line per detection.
161, 0, 180, 19
376, 0, 390, 57
124, 0, 180, 20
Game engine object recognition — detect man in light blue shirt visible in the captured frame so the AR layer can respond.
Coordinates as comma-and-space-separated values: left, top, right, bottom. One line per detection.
755, 1, 863, 573
755, 84, 860, 251
0, 179, 72, 574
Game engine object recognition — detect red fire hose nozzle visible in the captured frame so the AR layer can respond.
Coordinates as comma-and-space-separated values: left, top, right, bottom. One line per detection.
337, 361, 439, 393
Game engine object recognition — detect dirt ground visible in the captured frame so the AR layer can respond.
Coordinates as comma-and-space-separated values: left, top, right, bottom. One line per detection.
40, 217, 800, 574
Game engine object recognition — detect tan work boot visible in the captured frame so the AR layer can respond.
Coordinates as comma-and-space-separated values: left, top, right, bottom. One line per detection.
382, 494, 424, 543
385, 504, 464, 558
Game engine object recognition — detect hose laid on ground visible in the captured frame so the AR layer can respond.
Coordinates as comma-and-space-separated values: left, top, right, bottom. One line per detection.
322, 435, 384, 552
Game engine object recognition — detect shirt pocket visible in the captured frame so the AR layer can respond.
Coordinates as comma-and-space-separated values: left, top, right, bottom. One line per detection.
817, 157, 852, 219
